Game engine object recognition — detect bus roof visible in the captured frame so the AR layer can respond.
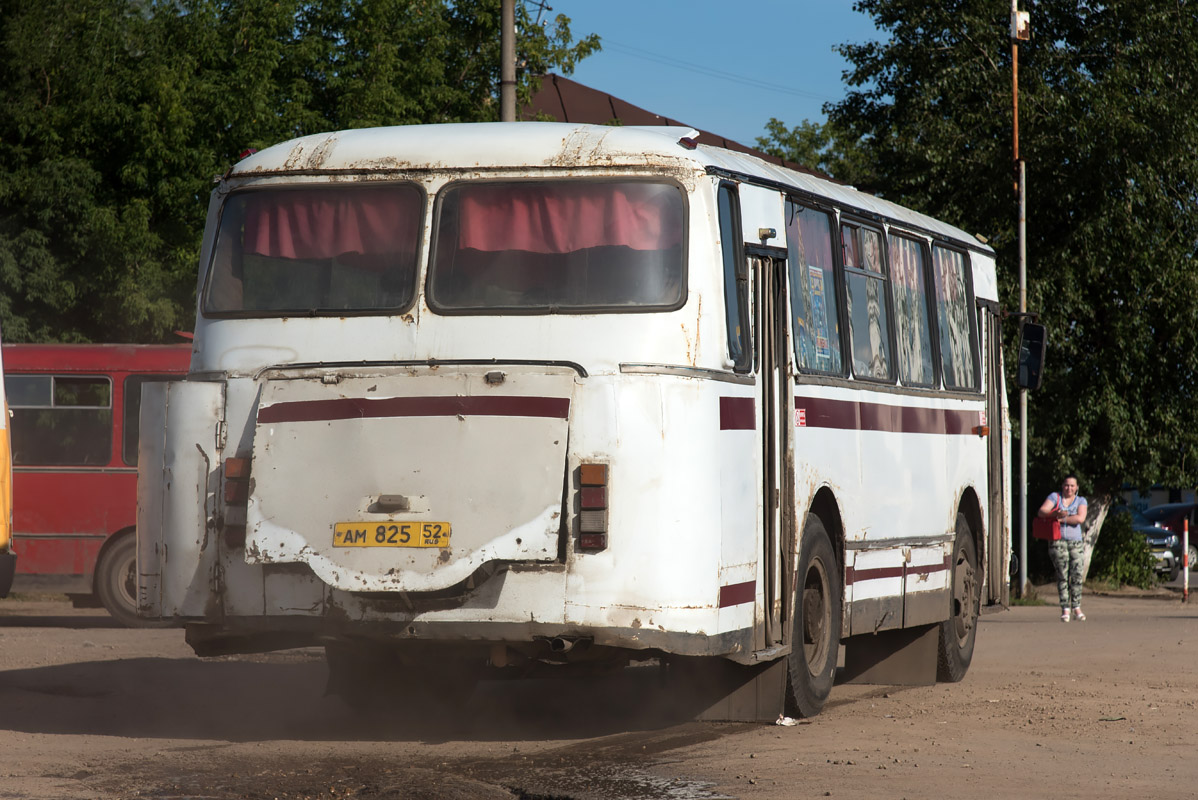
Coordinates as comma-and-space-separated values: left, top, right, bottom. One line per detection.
1, 343, 191, 373
230, 122, 991, 255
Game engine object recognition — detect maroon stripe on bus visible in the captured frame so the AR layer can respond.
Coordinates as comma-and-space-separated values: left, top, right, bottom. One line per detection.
907, 555, 952, 576
845, 565, 905, 585
257, 395, 570, 424
718, 580, 756, 608
719, 397, 756, 430
845, 555, 950, 585
795, 396, 977, 435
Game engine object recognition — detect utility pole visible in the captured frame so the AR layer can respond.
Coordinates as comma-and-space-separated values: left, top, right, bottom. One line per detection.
501, 0, 516, 122
1011, 2, 1031, 597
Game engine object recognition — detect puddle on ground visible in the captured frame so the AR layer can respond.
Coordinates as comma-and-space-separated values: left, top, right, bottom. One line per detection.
507, 764, 733, 800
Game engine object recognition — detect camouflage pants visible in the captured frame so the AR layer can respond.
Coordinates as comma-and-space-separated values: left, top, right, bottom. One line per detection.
1048, 539, 1086, 610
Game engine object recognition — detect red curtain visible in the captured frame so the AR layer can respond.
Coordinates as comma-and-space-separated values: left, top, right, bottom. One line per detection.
456, 184, 681, 254
242, 188, 420, 259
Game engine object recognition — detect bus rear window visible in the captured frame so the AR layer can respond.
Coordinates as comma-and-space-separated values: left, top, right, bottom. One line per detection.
204, 184, 423, 316
429, 181, 685, 312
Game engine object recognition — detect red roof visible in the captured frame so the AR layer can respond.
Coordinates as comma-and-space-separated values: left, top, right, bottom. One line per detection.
523, 74, 832, 181
2, 343, 191, 373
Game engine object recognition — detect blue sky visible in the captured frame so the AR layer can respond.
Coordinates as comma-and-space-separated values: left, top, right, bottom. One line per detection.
556, 1, 881, 148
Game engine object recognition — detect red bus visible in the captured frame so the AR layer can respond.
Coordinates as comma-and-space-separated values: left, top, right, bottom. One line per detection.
0, 331, 13, 598
2, 343, 191, 625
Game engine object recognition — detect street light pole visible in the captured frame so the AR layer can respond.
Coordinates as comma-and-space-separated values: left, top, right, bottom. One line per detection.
1011, 2, 1030, 597
501, 0, 516, 122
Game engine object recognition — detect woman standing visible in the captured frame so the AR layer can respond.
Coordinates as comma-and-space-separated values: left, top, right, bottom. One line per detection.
1038, 475, 1089, 621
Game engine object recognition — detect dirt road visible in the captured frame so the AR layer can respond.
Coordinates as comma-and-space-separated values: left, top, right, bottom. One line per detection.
1, 590, 1194, 800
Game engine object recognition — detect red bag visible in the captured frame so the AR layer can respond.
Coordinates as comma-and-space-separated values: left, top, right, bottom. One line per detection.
1033, 501, 1062, 541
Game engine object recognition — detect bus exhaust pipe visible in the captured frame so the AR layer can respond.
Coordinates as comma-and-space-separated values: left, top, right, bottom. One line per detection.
550, 637, 577, 653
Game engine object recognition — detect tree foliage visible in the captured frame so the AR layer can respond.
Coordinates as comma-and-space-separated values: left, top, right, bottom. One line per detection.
1086, 508, 1156, 589
754, 117, 868, 182
817, 0, 1198, 499
0, 0, 598, 343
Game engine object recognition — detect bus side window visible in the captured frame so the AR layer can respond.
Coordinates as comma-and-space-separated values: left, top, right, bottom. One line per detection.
931, 246, 979, 390
786, 201, 843, 374
842, 222, 893, 381
718, 184, 751, 373
888, 233, 936, 387
5, 375, 112, 466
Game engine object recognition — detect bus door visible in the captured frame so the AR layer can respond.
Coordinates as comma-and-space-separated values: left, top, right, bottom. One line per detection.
748, 246, 793, 648
981, 304, 1008, 606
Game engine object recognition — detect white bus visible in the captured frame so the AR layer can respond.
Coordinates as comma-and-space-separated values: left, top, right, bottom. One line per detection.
138, 123, 1011, 719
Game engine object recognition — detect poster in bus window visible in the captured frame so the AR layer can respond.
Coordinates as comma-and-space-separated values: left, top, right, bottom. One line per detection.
809, 263, 831, 364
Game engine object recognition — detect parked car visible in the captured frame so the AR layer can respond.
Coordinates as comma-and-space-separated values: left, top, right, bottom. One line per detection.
1108, 507, 1182, 582
1140, 502, 1198, 572
1142, 526, 1183, 582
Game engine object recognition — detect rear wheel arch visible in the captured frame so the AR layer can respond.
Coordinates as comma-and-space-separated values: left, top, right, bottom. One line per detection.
804, 487, 844, 567
958, 486, 985, 577
797, 488, 846, 638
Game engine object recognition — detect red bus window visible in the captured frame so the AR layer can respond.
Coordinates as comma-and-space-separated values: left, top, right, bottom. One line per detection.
5, 375, 112, 466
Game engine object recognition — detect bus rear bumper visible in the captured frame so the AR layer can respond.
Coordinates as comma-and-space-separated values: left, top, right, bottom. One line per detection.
182, 617, 758, 663
0, 550, 15, 598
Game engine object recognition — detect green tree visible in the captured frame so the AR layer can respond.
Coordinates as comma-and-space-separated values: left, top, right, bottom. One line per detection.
0, 1, 197, 342
0, 0, 598, 344
823, 0, 1198, 502
755, 117, 870, 184
1086, 508, 1156, 589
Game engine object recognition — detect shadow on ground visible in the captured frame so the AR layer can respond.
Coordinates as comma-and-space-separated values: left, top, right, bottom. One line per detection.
0, 654, 759, 744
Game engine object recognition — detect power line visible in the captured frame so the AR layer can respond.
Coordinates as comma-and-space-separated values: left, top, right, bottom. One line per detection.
523, 0, 553, 26
600, 39, 837, 104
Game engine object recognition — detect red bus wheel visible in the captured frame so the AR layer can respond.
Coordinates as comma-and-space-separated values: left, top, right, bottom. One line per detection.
94, 533, 172, 629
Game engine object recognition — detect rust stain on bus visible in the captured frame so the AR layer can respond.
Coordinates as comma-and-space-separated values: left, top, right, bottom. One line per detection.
280, 135, 339, 172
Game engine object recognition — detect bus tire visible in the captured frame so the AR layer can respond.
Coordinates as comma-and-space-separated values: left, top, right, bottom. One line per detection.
937, 514, 979, 682
785, 514, 841, 718
94, 533, 171, 629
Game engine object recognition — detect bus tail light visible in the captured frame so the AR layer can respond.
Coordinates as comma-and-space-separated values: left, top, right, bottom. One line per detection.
223, 457, 251, 503
223, 457, 251, 547
578, 462, 608, 551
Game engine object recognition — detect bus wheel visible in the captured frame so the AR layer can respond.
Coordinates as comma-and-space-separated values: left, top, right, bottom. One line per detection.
94, 533, 171, 629
937, 514, 979, 682
785, 514, 841, 718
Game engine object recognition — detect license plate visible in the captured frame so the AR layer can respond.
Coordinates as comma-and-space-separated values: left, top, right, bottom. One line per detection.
333, 521, 451, 548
